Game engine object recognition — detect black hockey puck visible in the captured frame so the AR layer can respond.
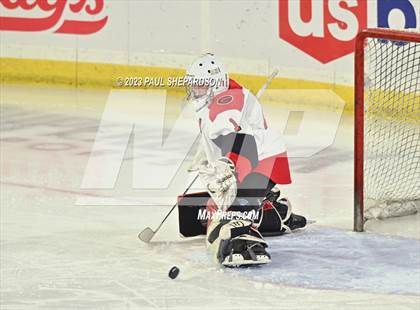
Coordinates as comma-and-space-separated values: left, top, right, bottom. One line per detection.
168, 266, 180, 279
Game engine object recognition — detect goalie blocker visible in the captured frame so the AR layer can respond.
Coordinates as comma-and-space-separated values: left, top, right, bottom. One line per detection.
177, 188, 306, 238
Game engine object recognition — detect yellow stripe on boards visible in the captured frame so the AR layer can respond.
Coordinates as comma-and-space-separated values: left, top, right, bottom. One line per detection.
1, 57, 354, 113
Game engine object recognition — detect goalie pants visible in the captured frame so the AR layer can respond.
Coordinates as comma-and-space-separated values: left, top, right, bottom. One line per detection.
229, 172, 276, 213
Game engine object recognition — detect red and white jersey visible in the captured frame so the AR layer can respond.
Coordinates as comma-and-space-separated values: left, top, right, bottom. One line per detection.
195, 79, 291, 185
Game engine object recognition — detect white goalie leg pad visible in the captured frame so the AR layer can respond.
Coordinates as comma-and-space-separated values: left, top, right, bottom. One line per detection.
220, 232, 271, 267
206, 218, 251, 251
259, 188, 306, 234
206, 218, 271, 267
276, 197, 292, 232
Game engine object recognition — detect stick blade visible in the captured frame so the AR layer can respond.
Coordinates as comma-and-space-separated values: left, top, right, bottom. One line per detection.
138, 227, 155, 243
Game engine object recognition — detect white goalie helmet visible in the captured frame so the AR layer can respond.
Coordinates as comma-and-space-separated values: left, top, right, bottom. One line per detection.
185, 53, 229, 111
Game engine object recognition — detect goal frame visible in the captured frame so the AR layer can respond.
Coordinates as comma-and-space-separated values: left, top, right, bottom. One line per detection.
354, 28, 420, 232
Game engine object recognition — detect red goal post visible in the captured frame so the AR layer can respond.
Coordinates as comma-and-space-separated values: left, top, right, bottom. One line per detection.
354, 28, 420, 232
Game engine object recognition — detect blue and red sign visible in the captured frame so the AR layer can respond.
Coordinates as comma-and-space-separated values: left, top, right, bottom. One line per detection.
279, 0, 418, 63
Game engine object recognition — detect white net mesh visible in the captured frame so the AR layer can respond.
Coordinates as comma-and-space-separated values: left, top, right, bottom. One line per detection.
364, 36, 420, 220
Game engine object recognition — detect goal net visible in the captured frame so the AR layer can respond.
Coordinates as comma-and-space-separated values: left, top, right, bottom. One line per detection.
354, 28, 420, 232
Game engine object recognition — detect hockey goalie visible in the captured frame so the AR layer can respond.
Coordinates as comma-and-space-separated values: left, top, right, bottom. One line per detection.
178, 54, 307, 267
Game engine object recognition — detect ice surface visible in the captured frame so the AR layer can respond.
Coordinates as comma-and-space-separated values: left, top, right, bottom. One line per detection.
225, 228, 420, 295
1, 85, 419, 309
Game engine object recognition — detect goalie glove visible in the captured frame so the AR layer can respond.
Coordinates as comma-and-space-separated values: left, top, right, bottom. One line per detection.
198, 157, 237, 211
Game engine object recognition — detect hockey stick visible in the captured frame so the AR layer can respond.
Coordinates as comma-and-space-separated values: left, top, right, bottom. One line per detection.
138, 68, 279, 243
256, 68, 279, 99
138, 174, 199, 243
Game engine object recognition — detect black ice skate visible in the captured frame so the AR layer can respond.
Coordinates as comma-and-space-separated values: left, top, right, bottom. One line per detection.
207, 219, 271, 267
259, 188, 307, 235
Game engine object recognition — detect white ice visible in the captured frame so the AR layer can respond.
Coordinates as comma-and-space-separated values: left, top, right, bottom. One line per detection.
1, 84, 419, 309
